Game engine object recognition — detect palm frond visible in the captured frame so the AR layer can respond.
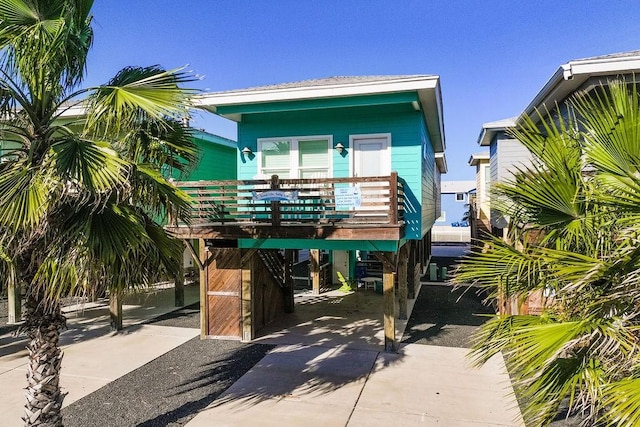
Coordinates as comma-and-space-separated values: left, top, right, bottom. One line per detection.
130, 163, 191, 222
0, 161, 49, 230
601, 376, 640, 427
85, 66, 197, 135
50, 136, 127, 193
451, 236, 545, 296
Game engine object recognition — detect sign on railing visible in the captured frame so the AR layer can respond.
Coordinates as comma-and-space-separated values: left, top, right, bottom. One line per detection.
334, 186, 362, 211
251, 190, 299, 202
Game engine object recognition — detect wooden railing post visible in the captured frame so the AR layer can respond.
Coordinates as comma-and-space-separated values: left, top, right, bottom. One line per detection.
167, 178, 176, 226
389, 172, 398, 224
270, 174, 281, 227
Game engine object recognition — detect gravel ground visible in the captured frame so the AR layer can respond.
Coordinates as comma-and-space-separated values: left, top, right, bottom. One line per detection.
61, 303, 274, 427
402, 283, 493, 348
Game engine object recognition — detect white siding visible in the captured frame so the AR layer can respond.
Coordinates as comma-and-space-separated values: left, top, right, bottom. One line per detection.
489, 133, 534, 229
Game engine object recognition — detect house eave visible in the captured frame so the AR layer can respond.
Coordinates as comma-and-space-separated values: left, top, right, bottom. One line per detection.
435, 152, 447, 173
476, 118, 517, 146
468, 151, 490, 166
521, 52, 640, 121
195, 75, 446, 152
195, 76, 440, 110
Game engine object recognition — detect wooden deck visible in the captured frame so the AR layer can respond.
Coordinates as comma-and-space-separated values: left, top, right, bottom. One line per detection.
167, 173, 406, 240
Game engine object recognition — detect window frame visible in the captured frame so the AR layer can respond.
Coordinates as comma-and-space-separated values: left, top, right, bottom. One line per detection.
257, 135, 333, 179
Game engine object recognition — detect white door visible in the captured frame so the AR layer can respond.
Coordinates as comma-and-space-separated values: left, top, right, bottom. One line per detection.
352, 135, 390, 178
351, 135, 391, 214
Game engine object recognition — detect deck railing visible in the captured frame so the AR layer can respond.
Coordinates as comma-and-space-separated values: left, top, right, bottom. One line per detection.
171, 172, 405, 227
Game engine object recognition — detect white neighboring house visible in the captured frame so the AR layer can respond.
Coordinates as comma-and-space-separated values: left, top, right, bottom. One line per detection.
476, 117, 533, 232
432, 180, 475, 243
468, 151, 490, 223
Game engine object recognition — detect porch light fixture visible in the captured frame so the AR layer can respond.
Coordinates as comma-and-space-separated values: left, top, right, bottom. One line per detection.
241, 146, 253, 156
334, 142, 345, 154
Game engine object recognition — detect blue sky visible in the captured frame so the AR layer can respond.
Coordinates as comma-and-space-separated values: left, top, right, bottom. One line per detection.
88, 1, 640, 180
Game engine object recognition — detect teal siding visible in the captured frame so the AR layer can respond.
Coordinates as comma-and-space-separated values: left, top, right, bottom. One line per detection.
236, 103, 432, 241
420, 120, 437, 237
0, 140, 20, 160
187, 132, 237, 181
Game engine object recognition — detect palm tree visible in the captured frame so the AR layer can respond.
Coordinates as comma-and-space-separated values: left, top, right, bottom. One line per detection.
453, 80, 640, 426
0, 1, 198, 425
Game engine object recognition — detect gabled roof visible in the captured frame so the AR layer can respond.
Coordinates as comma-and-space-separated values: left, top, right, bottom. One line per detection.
195, 75, 446, 155
203, 75, 436, 94
522, 50, 640, 119
476, 117, 517, 146
192, 129, 237, 149
468, 151, 489, 166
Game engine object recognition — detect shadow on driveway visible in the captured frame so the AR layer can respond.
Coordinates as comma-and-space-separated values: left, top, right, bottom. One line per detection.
402, 284, 494, 348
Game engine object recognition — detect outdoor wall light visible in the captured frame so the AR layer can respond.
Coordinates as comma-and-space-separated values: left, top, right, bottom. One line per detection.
334, 142, 345, 154
241, 146, 253, 156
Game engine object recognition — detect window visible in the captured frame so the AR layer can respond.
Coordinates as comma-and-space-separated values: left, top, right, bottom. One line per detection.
484, 165, 490, 184
455, 193, 465, 202
261, 140, 291, 178
258, 136, 332, 179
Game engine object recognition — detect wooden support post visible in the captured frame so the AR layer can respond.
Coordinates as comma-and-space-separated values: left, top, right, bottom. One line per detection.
310, 249, 320, 295
398, 247, 409, 320
199, 239, 208, 339
241, 250, 253, 342
382, 251, 397, 352
407, 242, 416, 300
284, 249, 295, 313
175, 260, 185, 307
7, 281, 21, 324
109, 291, 123, 330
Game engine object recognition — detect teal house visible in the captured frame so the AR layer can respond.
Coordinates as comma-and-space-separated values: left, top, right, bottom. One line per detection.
171, 75, 447, 351
185, 130, 237, 181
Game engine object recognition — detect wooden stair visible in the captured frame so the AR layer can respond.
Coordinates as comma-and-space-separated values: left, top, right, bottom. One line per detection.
257, 250, 291, 289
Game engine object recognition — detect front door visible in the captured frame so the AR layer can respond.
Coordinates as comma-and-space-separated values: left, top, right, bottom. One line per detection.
352, 135, 391, 178
351, 135, 391, 213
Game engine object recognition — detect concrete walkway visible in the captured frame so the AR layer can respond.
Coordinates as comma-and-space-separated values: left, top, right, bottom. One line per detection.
186, 343, 522, 427
186, 286, 525, 427
0, 284, 200, 426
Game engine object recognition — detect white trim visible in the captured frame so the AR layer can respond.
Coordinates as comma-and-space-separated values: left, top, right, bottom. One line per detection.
522, 52, 640, 120
195, 77, 439, 108
195, 76, 445, 154
257, 135, 333, 179
349, 133, 392, 178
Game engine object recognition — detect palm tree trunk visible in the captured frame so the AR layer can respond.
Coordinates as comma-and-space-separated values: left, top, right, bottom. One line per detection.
22, 292, 66, 427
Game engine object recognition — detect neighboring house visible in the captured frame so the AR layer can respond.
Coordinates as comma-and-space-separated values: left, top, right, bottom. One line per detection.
475, 50, 640, 238
178, 130, 238, 270
1, 127, 238, 325
170, 75, 447, 351
185, 130, 238, 181
469, 151, 491, 231
475, 50, 640, 315
432, 180, 474, 243
476, 117, 533, 235
0, 140, 20, 162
